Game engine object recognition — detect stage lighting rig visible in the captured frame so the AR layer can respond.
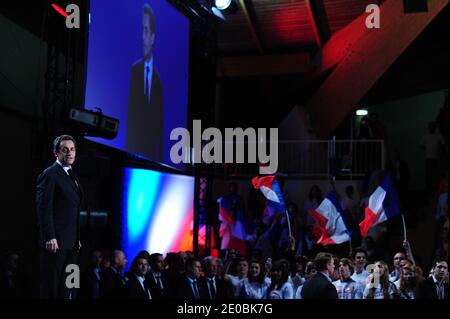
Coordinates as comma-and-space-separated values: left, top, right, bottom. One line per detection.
68, 108, 119, 140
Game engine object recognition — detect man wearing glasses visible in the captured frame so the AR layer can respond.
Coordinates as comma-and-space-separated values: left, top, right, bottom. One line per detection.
36, 135, 82, 298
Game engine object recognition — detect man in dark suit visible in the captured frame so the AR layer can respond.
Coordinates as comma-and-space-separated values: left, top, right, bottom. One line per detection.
126, 255, 152, 299
176, 258, 204, 299
301, 252, 338, 299
198, 257, 226, 299
99, 250, 128, 299
36, 135, 82, 299
146, 253, 169, 299
80, 250, 103, 299
416, 259, 448, 299
126, 3, 164, 162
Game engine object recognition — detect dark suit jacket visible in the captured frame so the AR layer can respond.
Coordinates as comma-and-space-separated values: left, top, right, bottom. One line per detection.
99, 267, 127, 299
198, 276, 227, 299
126, 274, 152, 299
80, 267, 101, 299
301, 272, 339, 299
146, 271, 169, 299
126, 58, 164, 162
415, 277, 449, 299
36, 162, 82, 250
176, 275, 205, 300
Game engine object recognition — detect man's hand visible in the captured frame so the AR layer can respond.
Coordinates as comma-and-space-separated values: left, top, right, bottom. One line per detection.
45, 238, 59, 253
287, 235, 296, 251
403, 239, 410, 251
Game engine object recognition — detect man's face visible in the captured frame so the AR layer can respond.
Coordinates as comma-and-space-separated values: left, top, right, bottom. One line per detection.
339, 262, 352, 279
204, 260, 218, 277
393, 252, 405, 269
153, 255, 164, 272
142, 13, 154, 59
179, 252, 188, 264
215, 258, 223, 273
54, 140, 76, 166
117, 252, 128, 270
326, 259, 335, 275
191, 261, 202, 279
434, 262, 448, 281
237, 261, 248, 277
354, 252, 367, 269
137, 258, 149, 276
92, 251, 103, 268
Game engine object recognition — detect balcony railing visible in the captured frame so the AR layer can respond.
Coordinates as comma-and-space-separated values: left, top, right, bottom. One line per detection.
209, 139, 385, 179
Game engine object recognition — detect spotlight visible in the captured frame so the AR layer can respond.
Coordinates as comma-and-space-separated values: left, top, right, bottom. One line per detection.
355, 109, 368, 116
214, 0, 238, 14
215, 0, 232, 10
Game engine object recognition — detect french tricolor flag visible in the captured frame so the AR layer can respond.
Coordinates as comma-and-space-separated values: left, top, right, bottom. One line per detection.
252, 175, 287, 214
359, 174, 401, 237
308, 191, 351, 245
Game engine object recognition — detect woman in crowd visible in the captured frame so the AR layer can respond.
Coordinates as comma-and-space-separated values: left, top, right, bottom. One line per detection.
363, 260, 399, 299
267, 259, 294, 299
241, 260, 270, 299
397, 264, 423, 299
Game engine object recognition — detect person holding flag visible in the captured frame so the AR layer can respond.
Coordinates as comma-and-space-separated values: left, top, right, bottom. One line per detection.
217, 182, 253, 256
359, 174, 402, 238
252, 175, 289, 234
305, 179, 353, 247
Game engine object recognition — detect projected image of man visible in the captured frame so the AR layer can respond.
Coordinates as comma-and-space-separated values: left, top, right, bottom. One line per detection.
126, 3, 163, 162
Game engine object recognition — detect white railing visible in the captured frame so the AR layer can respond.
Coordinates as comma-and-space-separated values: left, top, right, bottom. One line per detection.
212, 139, 385, 178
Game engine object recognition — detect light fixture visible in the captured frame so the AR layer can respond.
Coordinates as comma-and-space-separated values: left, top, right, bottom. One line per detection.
215, 0, 232, 10
68, 108, 119, 139
356, 109, 368, 116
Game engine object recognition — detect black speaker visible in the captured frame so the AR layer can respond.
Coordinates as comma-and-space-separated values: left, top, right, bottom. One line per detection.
403, 0, 428, 13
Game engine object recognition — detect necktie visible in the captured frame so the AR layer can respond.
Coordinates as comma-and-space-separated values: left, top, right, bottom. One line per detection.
142, 278, 152, 299
145, 65, 150, 101
67, 169, 78, 188
192, 280, 200, 299
208, 279, 216, 299
436, 282, 445, 299
155, 273, 163, 290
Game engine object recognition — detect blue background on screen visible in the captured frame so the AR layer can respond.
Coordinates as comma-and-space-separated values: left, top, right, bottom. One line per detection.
85, 0, 189, 167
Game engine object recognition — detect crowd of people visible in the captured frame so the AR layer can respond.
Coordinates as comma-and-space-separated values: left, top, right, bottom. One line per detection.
35, 246, 448, 299
1, 235, 448, 300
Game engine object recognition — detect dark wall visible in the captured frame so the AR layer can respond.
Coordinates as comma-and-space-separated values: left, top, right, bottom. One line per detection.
0, 109, 39, 260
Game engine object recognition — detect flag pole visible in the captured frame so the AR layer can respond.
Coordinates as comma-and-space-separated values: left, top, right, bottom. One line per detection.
401, 214, 407, 241
285, 210, 292, 238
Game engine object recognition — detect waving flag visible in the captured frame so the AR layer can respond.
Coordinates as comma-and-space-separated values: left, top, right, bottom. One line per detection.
252, 175, 287, 214
218, 194, 236, 225
308, 191, 351, 245
218, 193, 252, 256
359, 174, 401, 237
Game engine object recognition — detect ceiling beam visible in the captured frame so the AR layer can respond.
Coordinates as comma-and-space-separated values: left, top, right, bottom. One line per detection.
308, 2, 385, 79
305, 0, 331, 48
238, 0, 264, 54
306, 0, 448, 138
217, 53, 311, 77
305, 0, 323, 48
